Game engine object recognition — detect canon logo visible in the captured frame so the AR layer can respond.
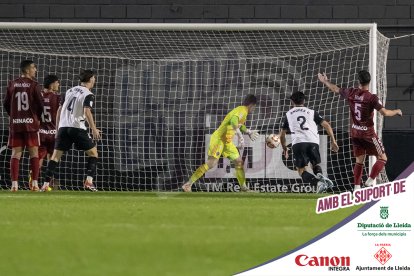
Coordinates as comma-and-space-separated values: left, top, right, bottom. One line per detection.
295, 254, 350, 267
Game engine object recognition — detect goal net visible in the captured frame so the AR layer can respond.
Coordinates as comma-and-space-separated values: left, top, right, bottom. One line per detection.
0, 23, 389, 192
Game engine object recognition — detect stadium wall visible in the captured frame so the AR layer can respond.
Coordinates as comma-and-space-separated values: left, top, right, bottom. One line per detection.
0, 0, 413, 179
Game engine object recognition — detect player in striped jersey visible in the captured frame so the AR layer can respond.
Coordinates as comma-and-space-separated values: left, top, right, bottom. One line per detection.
182, 95, 259, 192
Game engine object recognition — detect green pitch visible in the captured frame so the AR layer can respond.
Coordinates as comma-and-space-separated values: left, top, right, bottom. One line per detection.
0, 192, 361, 276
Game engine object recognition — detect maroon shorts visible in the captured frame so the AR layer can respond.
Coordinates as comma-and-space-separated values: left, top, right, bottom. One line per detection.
39, 133, 55, 159
8, 131, 40, 148
352, 135, 385, 157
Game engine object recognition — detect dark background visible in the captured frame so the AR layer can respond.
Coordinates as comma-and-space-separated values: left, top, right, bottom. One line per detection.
0, 0, 412, 180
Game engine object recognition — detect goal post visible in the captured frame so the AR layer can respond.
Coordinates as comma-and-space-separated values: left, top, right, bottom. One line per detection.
0, 23, 389, 192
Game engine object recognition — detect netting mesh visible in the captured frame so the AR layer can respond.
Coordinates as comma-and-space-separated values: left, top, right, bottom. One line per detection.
0, 25, 389, 192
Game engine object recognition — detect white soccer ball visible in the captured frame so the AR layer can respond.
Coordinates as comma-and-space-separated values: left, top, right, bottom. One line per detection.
266, 134, 280, 149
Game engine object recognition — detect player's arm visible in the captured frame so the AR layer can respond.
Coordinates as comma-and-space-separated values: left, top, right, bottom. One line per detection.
231, 116, 245, 148
34, 84, 44, 119
3, 82, 12, 115
55, 106, 62, 129
83, 94, 101, 140
280, 116, 289, 158
379, 108, 402, 117
279, 129, 289, 159
320, 121, 339, 152
314, 111, 338, 152
55, 92, 65, 131
317, 72, 340, 94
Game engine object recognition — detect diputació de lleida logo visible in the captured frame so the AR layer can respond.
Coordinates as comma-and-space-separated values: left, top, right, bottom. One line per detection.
380, 206, 389, 219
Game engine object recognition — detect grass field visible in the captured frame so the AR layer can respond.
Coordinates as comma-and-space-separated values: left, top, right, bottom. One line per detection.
0, 191, 361, 276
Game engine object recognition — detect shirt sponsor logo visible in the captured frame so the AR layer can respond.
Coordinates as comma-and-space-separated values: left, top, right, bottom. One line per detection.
14, 83, 30, 88
39, 129, 56, 135
352, 124, 368, 131
12, 118, 33, 124
355, 95, 364, 101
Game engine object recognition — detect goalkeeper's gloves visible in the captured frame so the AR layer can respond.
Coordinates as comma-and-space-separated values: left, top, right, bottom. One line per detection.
246, 129, 259, 141
236, 129, 245, 149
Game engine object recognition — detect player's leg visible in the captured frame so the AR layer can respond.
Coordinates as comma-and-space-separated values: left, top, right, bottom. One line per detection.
31, 145, 47, 190
224, 143, 250, 192
42, 129, 70, 191
309, 144, 334, 189
84, 146, 99, 192
42, 149, 64, 191
182, 138, 223, 192
358, 135, 386, 187
27, 146, 40, 191
8, 132, 24, 191
353, 155, 365, 190
10, 147, 23, 192
351, 138, 367, 190
182, 156, 219, 192
293, 143, 327, 193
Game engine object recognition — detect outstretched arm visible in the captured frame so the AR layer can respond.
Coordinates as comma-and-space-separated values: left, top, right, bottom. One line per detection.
379, 108, 402, 117
318, 73, 340, 94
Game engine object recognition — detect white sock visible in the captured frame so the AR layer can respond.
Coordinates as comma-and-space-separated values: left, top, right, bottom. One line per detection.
32, 180, 38, 187
12, 181, 18, 187
43, 182, 50, 187
86, 176, 93, 183
354, 185, 361, 190
366, 178, 375, 186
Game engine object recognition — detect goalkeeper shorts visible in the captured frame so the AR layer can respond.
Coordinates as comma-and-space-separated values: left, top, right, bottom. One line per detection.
208, 136, 240, 161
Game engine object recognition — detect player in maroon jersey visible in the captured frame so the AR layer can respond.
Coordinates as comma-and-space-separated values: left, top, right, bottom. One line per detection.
29, 75, 60, 189
3, 60, 44, 191
318, 70, 402, 190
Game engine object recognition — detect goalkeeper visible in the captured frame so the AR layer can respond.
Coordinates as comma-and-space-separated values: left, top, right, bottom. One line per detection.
182, 94, 259, 192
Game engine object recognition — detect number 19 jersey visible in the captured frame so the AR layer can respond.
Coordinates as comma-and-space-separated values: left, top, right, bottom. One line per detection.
282, 107, 324, 145
59, 86, 94, 130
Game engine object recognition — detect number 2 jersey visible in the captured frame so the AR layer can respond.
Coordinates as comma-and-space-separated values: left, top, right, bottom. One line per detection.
39, 90, 60, 138
3, 77, 43, 133
339, 88, 383, 138
59, 85, 94, 130
282, 107, 324, 145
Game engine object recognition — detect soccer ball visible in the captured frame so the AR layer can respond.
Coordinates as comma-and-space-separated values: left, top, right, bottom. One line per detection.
266, 134, 280, 149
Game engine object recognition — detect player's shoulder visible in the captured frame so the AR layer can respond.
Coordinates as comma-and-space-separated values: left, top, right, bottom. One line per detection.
231, 105, 247, 114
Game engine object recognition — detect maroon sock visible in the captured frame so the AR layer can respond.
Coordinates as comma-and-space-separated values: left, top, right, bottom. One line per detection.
369, 159, 387, 179
10, 157, 19, 181
353, 163, 363, 185
30, 157, 40, 181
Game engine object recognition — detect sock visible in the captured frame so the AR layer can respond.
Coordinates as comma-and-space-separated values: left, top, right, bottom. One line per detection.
354, 185, 361, 190
86, 157, 98, 179
313, 164, 322, 175
30, 157, 40, 181
235, 164, 246, 187
10, 157, 19, 181
11, 180, 18, 187
32, 180, 38, 187
301, 171, 319, 186
369, 159, 387, 179
353, 163, 364, 186
45, 160, 58, 183
189, 164, 209, 185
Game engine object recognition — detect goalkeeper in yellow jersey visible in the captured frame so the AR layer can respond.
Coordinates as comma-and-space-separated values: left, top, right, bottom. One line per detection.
182, 94, 259, 192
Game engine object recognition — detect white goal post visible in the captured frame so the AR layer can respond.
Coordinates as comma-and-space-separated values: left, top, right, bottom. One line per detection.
0, 23, 389, 192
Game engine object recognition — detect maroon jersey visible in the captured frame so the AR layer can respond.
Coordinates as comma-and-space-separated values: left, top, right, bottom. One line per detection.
39, 90, 60, 136
3, 77, 43, 133
339, 87, 384, 138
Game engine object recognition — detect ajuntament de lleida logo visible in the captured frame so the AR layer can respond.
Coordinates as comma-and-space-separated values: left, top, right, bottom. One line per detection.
380, 206, 389, 219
